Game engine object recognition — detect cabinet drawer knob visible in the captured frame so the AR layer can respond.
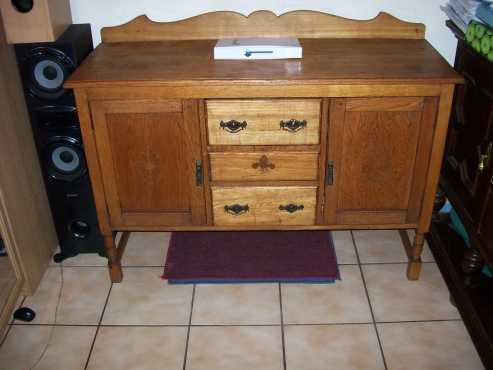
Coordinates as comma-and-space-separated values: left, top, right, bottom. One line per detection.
280, 119, 307, 133
478, 143, 492, 173
279, 204, 304, 213
220, 120, 247, 133
224, 204, 249, 215
252, 155, 275, 171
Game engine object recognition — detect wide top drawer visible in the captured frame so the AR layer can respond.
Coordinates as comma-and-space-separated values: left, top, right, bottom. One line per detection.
206, 99, 321, 145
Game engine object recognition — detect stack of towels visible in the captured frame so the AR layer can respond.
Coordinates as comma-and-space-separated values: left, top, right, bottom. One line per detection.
442, 0, 493, 32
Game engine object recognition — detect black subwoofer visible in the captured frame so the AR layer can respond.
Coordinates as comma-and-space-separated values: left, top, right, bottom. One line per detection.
15, 24, 105, 262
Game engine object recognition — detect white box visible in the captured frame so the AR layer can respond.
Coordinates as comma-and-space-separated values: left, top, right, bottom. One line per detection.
214, 37, 302, 60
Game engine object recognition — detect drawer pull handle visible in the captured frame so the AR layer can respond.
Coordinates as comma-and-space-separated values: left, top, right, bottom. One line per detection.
224, 204, 249, 215
220, 120, 247, 133
280, 119, 307, 133
252, 155, 275, 171
478, 143, 492, 173
279, 204, 304, 213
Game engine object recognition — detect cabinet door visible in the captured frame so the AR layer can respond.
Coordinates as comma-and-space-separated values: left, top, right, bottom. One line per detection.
90, 99, 206, 227
443, 48, 493, 224
325, 97, 438, 225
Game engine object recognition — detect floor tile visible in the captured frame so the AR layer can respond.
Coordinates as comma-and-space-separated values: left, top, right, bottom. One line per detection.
363, 263, 460, 322
87, 326, 187, 370
378, 321, 484, 370
102, 268, 193, 325
60, 253, 107, 267
332, 231, 358, 264
282, 265, 372, 324
122, 232, 170, 267
192, 284, 280, 325
20, 267, 111, 325
0, 325, 96, 370
284, 324, 385, 370
353, 230, 434, 264
187, 326, 283, 370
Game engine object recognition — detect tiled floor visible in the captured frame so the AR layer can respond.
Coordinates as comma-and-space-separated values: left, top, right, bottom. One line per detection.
0, 230, 485, 370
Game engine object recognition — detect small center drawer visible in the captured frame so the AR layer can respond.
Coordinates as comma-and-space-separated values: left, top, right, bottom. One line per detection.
206, 99, 321, 145
209, 151, 319, 181
212, 186, 317, 225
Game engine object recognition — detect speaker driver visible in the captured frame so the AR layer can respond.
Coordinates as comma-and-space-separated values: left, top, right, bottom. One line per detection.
11, 0, 33, 13
25, 47, 74, 100
44, 137, 86, 182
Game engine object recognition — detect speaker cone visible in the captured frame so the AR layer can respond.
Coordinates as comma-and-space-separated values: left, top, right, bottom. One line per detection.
11, 0, 33, 13
24, 47, 75, 100
44, 137, 87, 182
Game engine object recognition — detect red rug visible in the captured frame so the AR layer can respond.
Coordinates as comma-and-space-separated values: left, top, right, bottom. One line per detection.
162, 231, 339, 284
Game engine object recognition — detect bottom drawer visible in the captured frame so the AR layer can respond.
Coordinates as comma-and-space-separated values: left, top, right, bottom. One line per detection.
212, 186, 317, 226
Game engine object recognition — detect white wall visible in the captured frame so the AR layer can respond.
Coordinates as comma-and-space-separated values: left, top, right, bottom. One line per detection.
70, 0, 457, 64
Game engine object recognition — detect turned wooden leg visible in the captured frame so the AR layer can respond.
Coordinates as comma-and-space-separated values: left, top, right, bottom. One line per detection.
104, 235, 123, 283
461, 247, 483, 286
407, 231, 425, 281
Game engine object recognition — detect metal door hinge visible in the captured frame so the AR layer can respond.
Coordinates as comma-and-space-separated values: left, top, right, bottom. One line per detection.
326, 161, 334, 185
195, 160, 203, 186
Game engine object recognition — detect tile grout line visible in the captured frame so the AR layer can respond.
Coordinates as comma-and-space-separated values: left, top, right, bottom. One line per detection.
0, 322, 13, 348
350, 231, 389, 370
278, 283, 287, 370
83, 282, 113, 370
182, 284, 196, 370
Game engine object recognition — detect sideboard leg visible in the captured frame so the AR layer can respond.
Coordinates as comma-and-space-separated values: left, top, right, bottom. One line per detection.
104, 235, 123, 283
461, 247, 484, 286
406, 231, 424, 281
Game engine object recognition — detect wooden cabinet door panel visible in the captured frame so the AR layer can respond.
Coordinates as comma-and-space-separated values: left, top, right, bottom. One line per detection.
325, 97, 437, 225
91, 99, 205, 227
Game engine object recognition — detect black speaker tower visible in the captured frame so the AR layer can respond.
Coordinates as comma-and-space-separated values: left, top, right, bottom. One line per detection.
15, 24, 105, 262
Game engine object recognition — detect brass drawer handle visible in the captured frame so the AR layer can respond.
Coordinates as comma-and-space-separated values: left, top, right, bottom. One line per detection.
280, 119, 307, 133
220, 120, 247, 133
279, 204, 304, 213
478, 143, 492, 173
224, 204, 249, 215
252, 155, 275, 171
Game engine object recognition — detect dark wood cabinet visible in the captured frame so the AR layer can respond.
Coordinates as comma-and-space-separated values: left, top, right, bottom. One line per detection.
443, 38, 493, 226
428, 21, 493, 370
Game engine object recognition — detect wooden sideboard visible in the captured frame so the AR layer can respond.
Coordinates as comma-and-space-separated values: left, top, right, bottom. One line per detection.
65, 11, 462, 283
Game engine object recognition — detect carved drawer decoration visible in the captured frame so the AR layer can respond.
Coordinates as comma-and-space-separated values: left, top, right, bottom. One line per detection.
209, 151, 319, 181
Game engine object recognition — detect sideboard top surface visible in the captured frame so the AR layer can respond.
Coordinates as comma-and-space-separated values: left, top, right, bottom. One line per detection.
66, 38, 462, 88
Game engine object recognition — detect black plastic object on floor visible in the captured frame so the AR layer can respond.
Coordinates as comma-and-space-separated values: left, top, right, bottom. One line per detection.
13, 307, 36, 322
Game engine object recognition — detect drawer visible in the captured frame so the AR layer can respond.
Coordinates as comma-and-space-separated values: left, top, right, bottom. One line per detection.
206, 99, 321, 145
212, 186, 317, 225
210, 151, 319, 181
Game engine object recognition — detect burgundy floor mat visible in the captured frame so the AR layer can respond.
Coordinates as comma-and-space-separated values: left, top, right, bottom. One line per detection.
162, 231, 340, 284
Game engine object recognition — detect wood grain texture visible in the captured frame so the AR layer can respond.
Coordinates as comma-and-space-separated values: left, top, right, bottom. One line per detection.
79, 85, 445, 99
0, 18, 57, 300
66, 39, 462, 90
207, 99, 321, 145
0, 0, 71, 43
325, 97, 434, 225
210, 152, 319, 181
90, 99, 205, 227
101, 10, 425, 43
212, 186, 317, 225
